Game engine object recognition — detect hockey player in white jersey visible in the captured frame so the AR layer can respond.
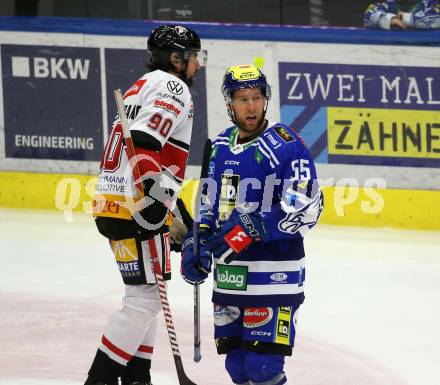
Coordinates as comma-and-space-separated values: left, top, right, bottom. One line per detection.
181, 64, 323, 385
85, 25, 206, 385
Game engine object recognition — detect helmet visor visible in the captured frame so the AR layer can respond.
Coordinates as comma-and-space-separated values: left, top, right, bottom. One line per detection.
188, 49, 207, 67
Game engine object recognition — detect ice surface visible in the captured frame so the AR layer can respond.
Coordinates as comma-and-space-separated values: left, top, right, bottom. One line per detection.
0, 208, 439, 385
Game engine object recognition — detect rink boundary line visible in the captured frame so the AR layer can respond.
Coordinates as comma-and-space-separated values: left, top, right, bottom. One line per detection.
0, 171, 439, 230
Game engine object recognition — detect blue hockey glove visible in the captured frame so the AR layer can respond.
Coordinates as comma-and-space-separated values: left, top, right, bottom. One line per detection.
205, 209, 268, 262
180, 229, 212, 284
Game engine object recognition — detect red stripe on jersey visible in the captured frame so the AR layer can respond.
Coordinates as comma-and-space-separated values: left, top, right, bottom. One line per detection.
160, 142, 189, 181
102, 335, 132, 361
124, 79, 147, 99
134, 146, 162, 178
138, 345, 154, 353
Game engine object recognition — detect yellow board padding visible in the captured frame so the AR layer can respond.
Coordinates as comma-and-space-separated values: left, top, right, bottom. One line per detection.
181, 179, 440, 230
0, 171, 97, 212
328, 107, 440, 159
1, 171, 439, 230
320, 184, 440, 229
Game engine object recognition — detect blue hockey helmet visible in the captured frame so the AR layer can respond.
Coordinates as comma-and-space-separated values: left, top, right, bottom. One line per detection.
221, 64, 271, 126
221, 64, 272, 102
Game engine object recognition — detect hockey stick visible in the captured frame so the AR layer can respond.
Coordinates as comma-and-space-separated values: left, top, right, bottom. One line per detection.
192, 139, 212, 363
114, 89, 197, 385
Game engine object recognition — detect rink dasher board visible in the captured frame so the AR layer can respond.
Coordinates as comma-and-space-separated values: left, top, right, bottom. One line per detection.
0, 171, 439, 231
0, 19, 439, 229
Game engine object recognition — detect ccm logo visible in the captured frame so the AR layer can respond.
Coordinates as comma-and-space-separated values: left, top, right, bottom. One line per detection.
251, 331, 272, 337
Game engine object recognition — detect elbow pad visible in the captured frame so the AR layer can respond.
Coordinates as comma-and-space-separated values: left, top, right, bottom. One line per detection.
260, 190, 324, 240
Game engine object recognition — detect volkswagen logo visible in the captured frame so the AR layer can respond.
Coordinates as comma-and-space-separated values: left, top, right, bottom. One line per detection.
167, 80, 183, 95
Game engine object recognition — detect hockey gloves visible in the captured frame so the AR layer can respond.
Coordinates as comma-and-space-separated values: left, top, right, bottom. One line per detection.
180, 229, 212, 285
205, 209, 268, 262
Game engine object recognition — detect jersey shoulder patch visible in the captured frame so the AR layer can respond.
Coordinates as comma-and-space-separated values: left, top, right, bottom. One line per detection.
271, 123, 308, 151
261, 123, 297, 152
272, 124, 296, 144
213, 126, 234, 144
259, 123, 304, 169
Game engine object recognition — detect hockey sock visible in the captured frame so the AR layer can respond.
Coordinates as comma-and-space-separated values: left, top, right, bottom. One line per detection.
245, 351, 286, 385
225, 348, 249, 384
121, 356, 152, 385
86, 349, 126, 385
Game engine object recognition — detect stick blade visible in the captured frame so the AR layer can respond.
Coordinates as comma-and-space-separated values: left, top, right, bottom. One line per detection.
174, 355, 198, 385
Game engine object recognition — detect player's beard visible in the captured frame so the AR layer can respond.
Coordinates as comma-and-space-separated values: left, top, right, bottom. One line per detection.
185, 74, 194, 87
183, 65, 199, 87
236, 113, 266, 136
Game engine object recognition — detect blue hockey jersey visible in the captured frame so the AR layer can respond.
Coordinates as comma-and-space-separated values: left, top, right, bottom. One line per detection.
364, 0, 440, 29
200, 122, 323, 307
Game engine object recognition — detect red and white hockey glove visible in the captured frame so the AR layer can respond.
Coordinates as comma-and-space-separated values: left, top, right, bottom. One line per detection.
205, 209, 268, 263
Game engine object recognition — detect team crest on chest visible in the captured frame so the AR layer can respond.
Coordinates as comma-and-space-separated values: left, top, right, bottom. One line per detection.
219, 174, 239, 221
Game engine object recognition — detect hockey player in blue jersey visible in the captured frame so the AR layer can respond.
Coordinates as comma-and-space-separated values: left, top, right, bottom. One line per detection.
364, 0, 440, 29
181, 64, 323, 385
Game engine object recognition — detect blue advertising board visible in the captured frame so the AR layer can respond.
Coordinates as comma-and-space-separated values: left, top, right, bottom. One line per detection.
279, 62, 440, 167
1, 44, 103, 161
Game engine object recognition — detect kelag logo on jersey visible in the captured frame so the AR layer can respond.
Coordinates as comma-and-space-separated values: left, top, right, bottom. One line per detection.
216, 265, 247, 291
219, 174, 239, 221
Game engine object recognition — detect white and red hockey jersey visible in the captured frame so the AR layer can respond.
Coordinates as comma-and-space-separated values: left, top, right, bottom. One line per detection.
94, 69, 193, 221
